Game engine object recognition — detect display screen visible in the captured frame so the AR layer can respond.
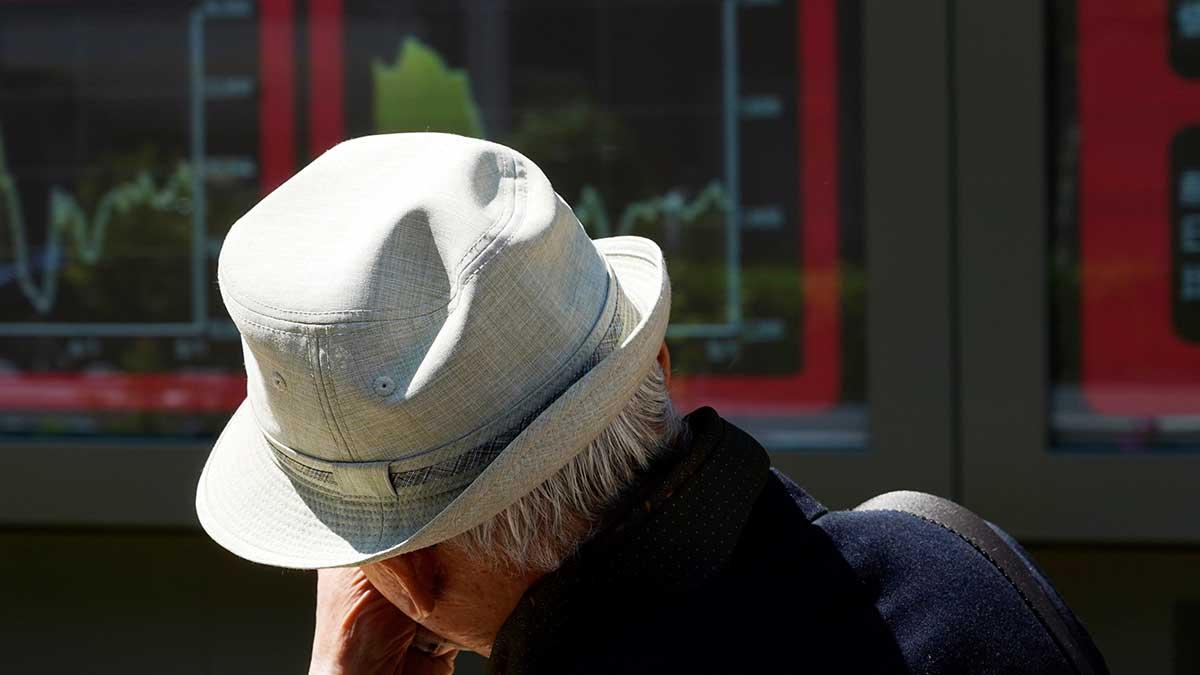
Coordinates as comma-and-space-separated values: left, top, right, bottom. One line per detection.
0, 1, 262, 436
1050, 0, 1200, 451
0, 0, 865, 447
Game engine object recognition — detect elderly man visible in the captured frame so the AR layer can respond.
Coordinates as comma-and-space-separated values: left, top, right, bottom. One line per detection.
197, 134, 1106, 674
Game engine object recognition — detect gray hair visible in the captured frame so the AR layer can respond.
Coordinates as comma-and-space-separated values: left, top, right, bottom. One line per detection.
445, 361, 685, 572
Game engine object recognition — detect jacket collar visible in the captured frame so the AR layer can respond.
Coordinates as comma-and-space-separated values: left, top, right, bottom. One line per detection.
489, 407, 772, 674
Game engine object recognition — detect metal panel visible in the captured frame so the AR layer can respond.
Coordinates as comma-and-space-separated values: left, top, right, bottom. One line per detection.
770, 0, 955, 508
0, 442, 208, 526
955, 2, 1200, 541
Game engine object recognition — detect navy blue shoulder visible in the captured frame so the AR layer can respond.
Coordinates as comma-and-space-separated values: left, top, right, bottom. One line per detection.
809, 504, 1076, 674
763, 469, 1079, 674
769, 468, 827, 521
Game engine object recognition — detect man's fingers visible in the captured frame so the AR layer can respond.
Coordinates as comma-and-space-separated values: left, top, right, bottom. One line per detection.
311, 565, 445, 674
403, 648, 459, 675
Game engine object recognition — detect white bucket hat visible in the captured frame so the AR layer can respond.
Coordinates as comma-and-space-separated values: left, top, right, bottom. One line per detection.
195, 133, 670, 569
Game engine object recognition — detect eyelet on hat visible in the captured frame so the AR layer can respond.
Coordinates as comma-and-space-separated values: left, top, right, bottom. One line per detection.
373, 375, 396, 396
272, 372, 288, 391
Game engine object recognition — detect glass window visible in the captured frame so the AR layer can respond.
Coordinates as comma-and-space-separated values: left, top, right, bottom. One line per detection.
0, 0, 865, 449
0, 2, 258, 437
1049, 0, 1200, 452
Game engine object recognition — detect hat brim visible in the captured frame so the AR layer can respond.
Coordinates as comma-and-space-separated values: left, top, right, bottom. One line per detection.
195, 235, 670, 569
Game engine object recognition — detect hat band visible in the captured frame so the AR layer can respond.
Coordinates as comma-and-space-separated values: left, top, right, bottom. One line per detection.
259, 260, 634, 502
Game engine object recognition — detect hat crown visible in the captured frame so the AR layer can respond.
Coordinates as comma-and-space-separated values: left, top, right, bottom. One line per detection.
218, 133, 612, 468
221, 134, 518, 320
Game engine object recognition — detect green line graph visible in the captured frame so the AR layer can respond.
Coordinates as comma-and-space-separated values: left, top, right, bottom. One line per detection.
0, 124, 193, 315
574, 181, 726, 239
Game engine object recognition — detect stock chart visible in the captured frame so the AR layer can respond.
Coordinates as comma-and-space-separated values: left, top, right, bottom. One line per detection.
0, 0, 863, 441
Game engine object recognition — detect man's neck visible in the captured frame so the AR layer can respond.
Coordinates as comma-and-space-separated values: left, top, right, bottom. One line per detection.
431, 545, 547, 657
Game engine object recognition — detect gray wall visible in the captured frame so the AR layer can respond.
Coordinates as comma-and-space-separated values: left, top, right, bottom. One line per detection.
0, 530, 1193, 674
0, 530, 491, 674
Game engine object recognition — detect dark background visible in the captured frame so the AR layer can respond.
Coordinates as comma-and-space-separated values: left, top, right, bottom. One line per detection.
0, 2, 1197, 673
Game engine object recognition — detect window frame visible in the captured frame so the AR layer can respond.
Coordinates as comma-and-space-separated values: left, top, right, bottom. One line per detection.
955, 2, 1200, 542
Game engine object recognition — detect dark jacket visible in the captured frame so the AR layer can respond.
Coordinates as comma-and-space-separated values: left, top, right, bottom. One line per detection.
489, 407, 1108, 674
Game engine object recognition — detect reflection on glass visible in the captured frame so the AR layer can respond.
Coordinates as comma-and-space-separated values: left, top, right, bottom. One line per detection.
1050, 0, 1200, 452
0, 0, 864, 449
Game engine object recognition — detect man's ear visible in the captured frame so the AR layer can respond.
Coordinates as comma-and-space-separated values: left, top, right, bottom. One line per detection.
656, 341, 671, 390
376, 548, 439, 620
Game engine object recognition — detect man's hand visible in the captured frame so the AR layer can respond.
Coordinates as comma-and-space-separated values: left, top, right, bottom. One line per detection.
309, 567, 457, 675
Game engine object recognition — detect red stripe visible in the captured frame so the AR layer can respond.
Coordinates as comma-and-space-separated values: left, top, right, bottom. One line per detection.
1077, 0, 1200, 414
308, 0, 345, 156
0, 374, 245, 413
258, 0, 297, 193
672, 0, 842, 415
4, 3, 841, 418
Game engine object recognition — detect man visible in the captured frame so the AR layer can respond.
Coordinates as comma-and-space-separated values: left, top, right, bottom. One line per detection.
197, 134, 1107, 674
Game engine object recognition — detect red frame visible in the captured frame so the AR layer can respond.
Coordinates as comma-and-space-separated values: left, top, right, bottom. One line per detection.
0, 374, 244, 413
0, 0, 845, 416
259, 0, 297, 193
673, 0, 842, 415
307, 0, 344, 157
1078, 0, 1200, 415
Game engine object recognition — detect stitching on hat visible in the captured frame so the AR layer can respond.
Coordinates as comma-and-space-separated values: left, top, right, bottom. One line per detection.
257, 272, 614, 481
598, 250, 661, 267
387, 289, 628, 492
315, 334, 355, 460
453, 157, 527, 297
260, 263, 640, 503
273, 448, 473, 507
265, 279, 623, 500
220, 276, 456, 324
323, 310, 444, 339
273, 454, 388, 504
306, 333, 339, 459
450, 152, 522, 287
376, 266, 617, 470
232, 313, 317, 337
226, 293, 451, 334
320, 330, 360, 461
276, 451, 334, 486
215, 150, 520, 323
375, 499, 386, 549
